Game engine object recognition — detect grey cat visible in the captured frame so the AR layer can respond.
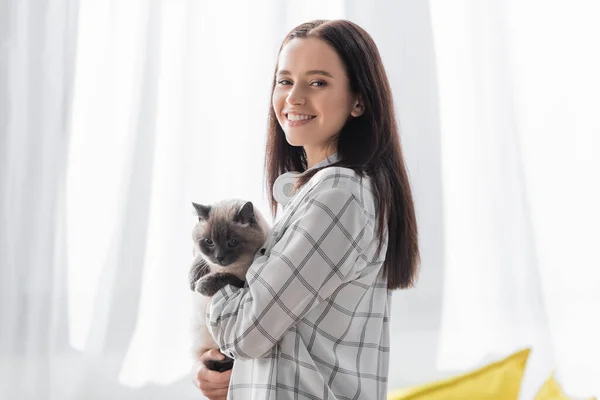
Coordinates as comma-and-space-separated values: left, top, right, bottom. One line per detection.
189, 200, 270, 372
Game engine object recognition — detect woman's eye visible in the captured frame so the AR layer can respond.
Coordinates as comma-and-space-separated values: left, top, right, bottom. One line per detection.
228, 239, 239, 247
204, 238, 214, 246
277, 79, 326, 87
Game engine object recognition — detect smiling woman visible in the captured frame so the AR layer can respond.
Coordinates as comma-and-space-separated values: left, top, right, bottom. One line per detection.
272, 37, 364, 167
194, 19, 420, 400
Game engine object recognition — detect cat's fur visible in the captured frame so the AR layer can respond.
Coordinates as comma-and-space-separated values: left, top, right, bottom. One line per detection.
189, 200, 270, 372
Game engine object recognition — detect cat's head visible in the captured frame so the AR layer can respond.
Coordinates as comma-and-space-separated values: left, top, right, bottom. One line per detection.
191, 200, 268, 268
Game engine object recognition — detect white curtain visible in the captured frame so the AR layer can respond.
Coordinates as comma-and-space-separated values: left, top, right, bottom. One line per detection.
1, 0, 598, 399
430, 1, 600, 398
1, 0, 80, 398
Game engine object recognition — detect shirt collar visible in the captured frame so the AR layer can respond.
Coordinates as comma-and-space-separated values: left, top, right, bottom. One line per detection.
307, 153, 339, 170
273, 153, 339, 207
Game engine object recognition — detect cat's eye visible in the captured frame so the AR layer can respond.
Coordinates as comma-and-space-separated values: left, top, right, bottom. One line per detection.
228, 238, 239, 247
203, 238, 214, 247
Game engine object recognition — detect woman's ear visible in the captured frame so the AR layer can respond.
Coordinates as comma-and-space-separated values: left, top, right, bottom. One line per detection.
350, 98, 365, 117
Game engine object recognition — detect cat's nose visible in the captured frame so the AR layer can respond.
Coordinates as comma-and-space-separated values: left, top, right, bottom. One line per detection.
216, 255, 225, 263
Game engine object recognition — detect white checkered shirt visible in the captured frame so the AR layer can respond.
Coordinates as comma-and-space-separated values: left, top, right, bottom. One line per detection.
207, 157, 391, 400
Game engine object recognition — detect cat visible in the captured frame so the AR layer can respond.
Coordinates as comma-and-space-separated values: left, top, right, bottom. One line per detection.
189, 200, 270, 372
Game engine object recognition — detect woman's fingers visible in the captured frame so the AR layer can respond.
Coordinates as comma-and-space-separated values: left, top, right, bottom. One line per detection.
192, 349, 232, 399
201, 349, 225, 362
192, 352, 232, 391
197, 367, 232, 388
201, 387, 229, 399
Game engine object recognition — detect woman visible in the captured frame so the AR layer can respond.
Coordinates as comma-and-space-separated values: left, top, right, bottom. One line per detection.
193, 19, 420, 399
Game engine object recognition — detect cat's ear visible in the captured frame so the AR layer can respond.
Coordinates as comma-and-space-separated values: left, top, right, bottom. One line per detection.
234, 202, 256, 224
192, 202, 211, 221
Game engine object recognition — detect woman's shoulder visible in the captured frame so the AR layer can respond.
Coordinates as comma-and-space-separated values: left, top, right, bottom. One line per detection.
306, 166, 377, 217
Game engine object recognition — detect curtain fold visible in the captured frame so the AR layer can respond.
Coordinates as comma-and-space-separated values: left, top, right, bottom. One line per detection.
0, 0, 80, 398
430, 1, 600, 397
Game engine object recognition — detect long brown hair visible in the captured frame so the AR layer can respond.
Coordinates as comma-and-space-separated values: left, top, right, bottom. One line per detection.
265, 20, 420, 290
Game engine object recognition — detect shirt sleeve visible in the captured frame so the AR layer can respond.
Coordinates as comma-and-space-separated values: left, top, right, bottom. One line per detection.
206, 187, 374, 359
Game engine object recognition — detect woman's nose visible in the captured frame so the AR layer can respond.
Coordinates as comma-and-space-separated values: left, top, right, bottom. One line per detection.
286, 86, 306, 106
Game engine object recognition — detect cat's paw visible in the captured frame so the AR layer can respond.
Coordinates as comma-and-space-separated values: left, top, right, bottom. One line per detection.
194, 277, 216, 296
195, 273, 246, 296
189, 257, 209, 291
204, 357, 234, 372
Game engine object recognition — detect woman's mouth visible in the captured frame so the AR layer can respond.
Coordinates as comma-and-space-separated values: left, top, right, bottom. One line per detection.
285, 113, 316, 127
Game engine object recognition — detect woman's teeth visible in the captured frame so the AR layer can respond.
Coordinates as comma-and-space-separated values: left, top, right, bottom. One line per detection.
287, 114, 315, 121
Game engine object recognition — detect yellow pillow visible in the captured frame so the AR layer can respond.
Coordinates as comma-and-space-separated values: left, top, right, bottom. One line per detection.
387, 348, 531, 400
534, 373, 596, 400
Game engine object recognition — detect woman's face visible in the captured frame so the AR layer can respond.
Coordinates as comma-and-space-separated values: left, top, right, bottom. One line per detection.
272, 37, 363, 159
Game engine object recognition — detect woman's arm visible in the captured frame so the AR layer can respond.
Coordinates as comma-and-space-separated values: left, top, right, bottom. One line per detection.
206, 186, 374, 359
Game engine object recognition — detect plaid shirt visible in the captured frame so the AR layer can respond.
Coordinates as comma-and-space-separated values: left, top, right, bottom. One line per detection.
207, 155, 391, 399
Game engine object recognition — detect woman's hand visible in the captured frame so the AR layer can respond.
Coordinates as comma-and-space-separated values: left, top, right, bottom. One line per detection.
192, 349, 232, 400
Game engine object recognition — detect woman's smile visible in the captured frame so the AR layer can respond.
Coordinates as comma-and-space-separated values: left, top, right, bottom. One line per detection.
285, 112, 316, 127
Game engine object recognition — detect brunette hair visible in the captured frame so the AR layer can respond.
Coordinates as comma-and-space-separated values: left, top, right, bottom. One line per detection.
265, 19, 420, 290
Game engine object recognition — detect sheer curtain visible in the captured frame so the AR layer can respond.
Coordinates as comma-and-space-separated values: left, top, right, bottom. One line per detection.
1, 0, 80, 398
430, 1, 600, 398
2, 0, 598, 399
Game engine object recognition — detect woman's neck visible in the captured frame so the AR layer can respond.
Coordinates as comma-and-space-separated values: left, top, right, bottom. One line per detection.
304, 146, 337, 169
